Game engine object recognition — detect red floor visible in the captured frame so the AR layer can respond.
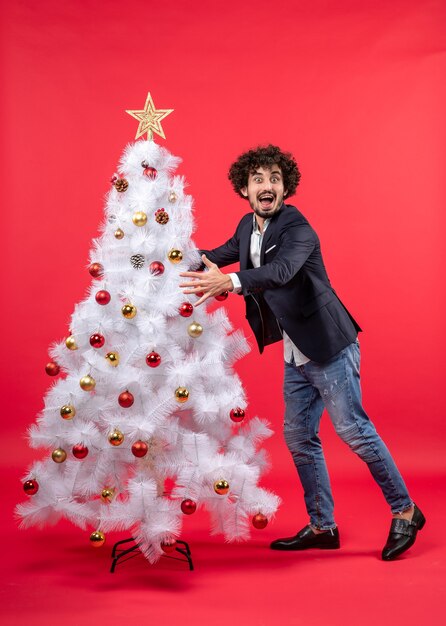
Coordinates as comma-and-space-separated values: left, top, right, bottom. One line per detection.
3, 463, 444, 626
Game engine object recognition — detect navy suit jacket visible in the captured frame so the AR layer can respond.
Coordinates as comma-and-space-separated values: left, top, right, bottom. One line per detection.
203, 203, 361, 362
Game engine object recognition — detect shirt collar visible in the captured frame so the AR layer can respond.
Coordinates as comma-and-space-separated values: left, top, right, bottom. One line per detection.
252, 214, 271, 234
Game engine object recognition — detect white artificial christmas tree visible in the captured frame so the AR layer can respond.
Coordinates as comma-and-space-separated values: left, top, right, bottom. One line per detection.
17, 94, 280, 564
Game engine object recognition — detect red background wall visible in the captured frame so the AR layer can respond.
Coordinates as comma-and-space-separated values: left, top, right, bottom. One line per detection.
1, 0, 445, 479
1, 2, 446, 625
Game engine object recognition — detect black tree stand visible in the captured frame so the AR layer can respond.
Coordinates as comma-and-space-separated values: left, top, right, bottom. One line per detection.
110, 537, 194, 573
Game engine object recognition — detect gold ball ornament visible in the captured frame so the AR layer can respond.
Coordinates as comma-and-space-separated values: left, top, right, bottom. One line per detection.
105, 351, 120, 367
52, 448, 67, 463
60, 404, 76, 419
89, 530, 106, 547
121, 304, 137, 319
132, 211, 147, 227
214, 479, 230, 495
65, 335, 78, 350
80, 374, 96, 391
100, 487, 115, 503
175, 387, 189, 403
187, 321, 203, 338
168, 249, 183, 264
114, 228, 125, 240
168, 191, 177, 203
108, 429, 124, 446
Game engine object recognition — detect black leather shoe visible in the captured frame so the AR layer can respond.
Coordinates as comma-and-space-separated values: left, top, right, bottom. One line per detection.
270, 525, 340, 551
382, 504, 426, 561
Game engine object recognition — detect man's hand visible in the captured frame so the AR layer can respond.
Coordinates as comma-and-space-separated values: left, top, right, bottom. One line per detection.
179, 255, 233, 306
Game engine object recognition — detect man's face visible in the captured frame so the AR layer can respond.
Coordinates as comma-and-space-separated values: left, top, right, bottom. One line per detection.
241, 165, 287, 219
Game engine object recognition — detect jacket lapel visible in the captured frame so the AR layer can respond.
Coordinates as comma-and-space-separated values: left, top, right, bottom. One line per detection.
260, 206, 282, 264
239, 217, 253, 270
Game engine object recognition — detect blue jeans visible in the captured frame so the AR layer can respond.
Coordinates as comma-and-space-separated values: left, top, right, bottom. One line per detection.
283, 340, 412, 529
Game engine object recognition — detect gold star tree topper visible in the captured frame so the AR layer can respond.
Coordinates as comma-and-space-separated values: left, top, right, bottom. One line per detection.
126, 92, 174, 140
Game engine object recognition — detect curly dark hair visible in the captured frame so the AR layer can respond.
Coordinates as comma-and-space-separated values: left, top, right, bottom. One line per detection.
228, 144, 301, 199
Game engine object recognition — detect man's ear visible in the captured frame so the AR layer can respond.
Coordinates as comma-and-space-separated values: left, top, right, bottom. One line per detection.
241, 187, 248, 197
284, 189, 288, 198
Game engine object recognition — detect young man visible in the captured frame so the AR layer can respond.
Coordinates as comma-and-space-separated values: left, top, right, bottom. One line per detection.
179, 145, 424, 560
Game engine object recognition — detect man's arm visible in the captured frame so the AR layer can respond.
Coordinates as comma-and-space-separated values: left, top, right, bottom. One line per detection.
201, 232, 240, 268
235, 223, 316, 291
180, 222, 316, 305
179, 223, 242, 305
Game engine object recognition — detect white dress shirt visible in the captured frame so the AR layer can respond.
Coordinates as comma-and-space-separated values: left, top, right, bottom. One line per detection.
229, 216, 310, 366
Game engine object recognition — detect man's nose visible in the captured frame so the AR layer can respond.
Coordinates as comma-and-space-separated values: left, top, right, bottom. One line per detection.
263, 180, 273, 190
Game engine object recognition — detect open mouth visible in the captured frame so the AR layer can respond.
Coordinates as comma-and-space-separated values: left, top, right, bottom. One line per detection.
258, 193, 275, 209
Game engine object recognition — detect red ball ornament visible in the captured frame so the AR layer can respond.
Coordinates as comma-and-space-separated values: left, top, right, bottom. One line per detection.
131, 441, 148, 457
88, 263, 104, 278
118, 390, 134, 408
179, 302, 194, 317
72, 444, 89, 459
90, 333, 105, 349
149, 261, 165, 276
252, 513, 269, 529
161, 539, 177, 554
23, 479, 39, 495
95, 290, 111, 305
181, 499, 197, 515
143, 166, 158, 179
45, 361, 60, 376
230, 408, 245, 423
146, 351, 161, 368
215, 291, 229, 301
